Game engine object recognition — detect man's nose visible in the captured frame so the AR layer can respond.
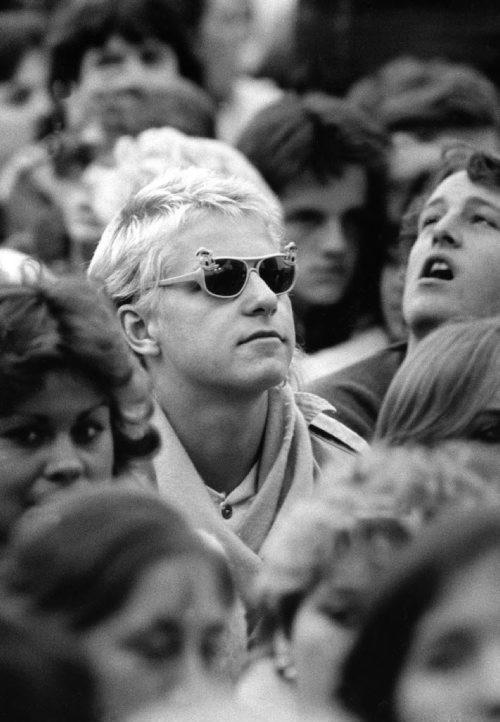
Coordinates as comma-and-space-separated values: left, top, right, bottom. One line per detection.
43, 435, 85, 486
431, 215, 462, 248
318, 216, 348, 253
242, 269, 278, 316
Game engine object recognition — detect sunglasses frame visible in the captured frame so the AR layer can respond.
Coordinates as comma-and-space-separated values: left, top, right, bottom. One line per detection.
155, 242, 297, 299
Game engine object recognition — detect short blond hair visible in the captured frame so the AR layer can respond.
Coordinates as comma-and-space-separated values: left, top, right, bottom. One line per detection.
88, 165, 284, 313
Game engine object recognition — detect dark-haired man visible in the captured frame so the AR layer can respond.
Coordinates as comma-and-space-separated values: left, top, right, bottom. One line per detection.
237, 92, 389, 355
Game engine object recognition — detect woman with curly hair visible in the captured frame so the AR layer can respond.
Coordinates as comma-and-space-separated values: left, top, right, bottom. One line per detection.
0, 273, 159, 540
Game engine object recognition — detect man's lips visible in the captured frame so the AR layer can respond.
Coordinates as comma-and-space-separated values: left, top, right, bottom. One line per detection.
419, 254, 455, 281
239, 330, 284, 344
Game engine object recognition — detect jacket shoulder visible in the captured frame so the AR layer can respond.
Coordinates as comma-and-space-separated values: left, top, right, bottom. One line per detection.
294, 390, 369, 453
309, 411, 369, 453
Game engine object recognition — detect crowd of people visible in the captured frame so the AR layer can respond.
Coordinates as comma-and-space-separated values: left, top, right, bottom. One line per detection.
2, 1, 500, 721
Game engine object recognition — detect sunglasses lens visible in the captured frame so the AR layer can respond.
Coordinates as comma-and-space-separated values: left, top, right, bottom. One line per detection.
204, 258, 247, 297
259, 256, 295, 294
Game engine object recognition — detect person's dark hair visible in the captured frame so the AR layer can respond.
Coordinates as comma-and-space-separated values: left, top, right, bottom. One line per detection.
0, 276, 159, 474
0, 9, 56, 139
164, 0, 206, 33
399, 144, 500, 260
0, 10, 47, 83
375, 317, 500, 446
237, 91, 389, 199
337, 506, 500, 722
347, 56, 500, 139
0, 608, 97, 722
47, 0, 203, 94
2, 488, 235, 631
237, 91, 390, 350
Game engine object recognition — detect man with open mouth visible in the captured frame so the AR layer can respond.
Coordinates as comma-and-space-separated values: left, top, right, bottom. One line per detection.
307, 144, 500, 440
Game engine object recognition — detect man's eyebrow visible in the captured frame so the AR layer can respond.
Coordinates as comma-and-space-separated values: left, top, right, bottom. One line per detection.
422, 195, 500, 212
463, 196, 500, 212
421, 197, 444, 211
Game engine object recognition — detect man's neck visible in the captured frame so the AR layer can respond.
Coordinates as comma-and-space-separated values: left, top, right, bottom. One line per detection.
407, 318, 442, 354
156, 384, 269, 496
406, 331, 419, 355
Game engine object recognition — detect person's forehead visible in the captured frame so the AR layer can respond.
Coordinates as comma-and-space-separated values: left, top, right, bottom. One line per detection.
426, 169, 500, 208
281, 165, 368, 211
310, 548, 376, 602
119, 556, 227, 624
169, 211, 278, 269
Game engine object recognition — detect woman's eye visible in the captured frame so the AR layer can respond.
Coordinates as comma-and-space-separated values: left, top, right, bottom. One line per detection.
6, 85, 32, 105
470, 423, 500, 443
423, 636, 470, 672
72, 421, 103, 445
4, 426, 45, 448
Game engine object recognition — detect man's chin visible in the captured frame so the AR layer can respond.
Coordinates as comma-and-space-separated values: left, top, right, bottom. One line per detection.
406, 305, 458, 342
233, 363, 289, 395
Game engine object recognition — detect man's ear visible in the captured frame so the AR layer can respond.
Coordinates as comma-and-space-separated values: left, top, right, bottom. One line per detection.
118, 305, 161, 358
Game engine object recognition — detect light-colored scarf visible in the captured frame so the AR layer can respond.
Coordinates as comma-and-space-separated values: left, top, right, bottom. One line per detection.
153, 383, 363, 604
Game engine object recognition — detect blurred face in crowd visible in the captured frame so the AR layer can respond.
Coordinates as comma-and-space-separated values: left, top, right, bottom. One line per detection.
292, 522, 407, 716
82, 554, 230, 719
395, 549, 500, 722
196, 0, 252, 101
281, 166, 367, 310
54, 170, 105, 265
292, 543, 373, 714
131, 212, 295, 401
0, 369, 114, 529
0, 46, 52, 167
403, 170, 500, 342
65, 34, 180, 132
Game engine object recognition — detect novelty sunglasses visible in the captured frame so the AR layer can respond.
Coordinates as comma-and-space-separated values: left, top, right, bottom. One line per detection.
156, 242, 297, 299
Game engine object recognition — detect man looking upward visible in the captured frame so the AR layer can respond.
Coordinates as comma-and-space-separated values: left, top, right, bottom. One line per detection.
88, 167, 365, 602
